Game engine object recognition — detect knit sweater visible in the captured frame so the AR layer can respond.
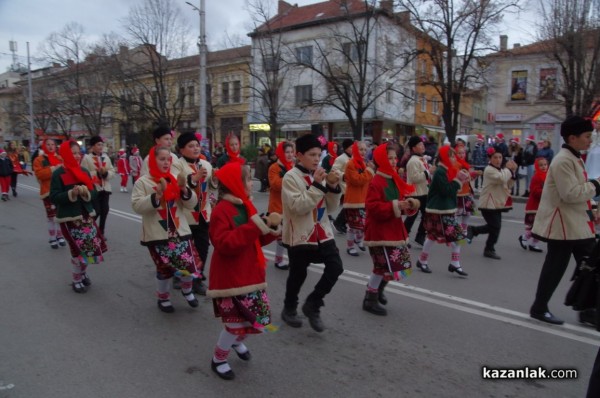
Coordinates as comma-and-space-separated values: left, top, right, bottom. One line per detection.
343, 160, 374, 208
80, 153, 115, 193
406, 155, 431, 196
478, 165, 514, 211
532, 146, 600, 241
282, 165, 342, 249
207, 195, 279, 298
364, 172, 418, 247
425, 165, 462, 214
131, 175, 197, 245
49, 167, 96, 222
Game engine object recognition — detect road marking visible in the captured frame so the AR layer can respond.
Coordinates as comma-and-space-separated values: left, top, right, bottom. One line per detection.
18, 182, 597, 344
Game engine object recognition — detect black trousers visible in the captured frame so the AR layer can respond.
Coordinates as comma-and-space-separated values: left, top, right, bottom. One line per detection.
92, 190, 111, 235
284, 240, 344, 309
587, 347, 600, 398
333, 195, 346, 227
10, 172, 17, 190
472, 209, 502, 251
190, 219, 210, 272
531, 239, 594, 314
403, 194, 427, 242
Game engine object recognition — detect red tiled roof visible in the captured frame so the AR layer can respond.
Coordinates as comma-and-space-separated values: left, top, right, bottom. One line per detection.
252, 0, 373, 34
487, 29, 599, 57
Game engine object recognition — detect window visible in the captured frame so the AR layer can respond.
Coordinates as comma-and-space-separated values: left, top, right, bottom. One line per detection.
511, 70, 528, 101
539, 68, 557, 100
178, 86, 185, 106
296, 46, 313, 65
264, 56, 279, 72
222, 82, 229, 104
295, 85, 312, 106
232, 80, 241, 103
343, 42, 365, 62
386, 83, 393, 103
432, 99, 439, 114
187, 86, 195, 107
386, 43, 394, 65
421, 60, 427, 77
420, 95, 427, 112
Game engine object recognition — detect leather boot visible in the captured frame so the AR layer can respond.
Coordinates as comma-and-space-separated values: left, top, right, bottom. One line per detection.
302, 299, 326, 332
281, 308, 303, 328
362, 291, 387, 316
378, 281, 388, 305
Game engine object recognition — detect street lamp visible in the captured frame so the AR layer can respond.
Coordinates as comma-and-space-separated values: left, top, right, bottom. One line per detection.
186, 0, 207, 138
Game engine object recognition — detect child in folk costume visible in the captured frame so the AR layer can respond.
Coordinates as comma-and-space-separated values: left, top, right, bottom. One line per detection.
33, 138, 66, 249
321, 141, 338, 173
363, 143, 418, 316
49, 141, 107, 293
0, 149, 14, 201
466, 147, 518, 260
207, 162, 281, 381
417, 146, 471, 277
216, 133, 246, 168
268, 141, 295, 270
519, 157, 548, 253
131, 146, 201, 313
172, 132, 216, 295
454, 144, 478, 231
343, 141, 374, 256
281, 134, 344, 333
129, 148, 143, 184
116, 149, 130, 192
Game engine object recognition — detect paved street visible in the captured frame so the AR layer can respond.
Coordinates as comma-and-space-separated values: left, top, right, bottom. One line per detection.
0, 175, 598, 398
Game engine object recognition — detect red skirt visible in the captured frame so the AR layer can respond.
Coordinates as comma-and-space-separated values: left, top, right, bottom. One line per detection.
423, 212, 466, 243
345, 208, 366, 230
213, 289, 271, 335
59, 216, 107, 264
148, 236, 202, 280
456, 195, 476, 216
368, 246, 412, 281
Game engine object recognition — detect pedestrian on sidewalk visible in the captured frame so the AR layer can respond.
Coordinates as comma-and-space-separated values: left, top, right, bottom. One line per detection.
0, 148, 13, 201
417, 145, 470, 276
207, 161, 281, 380
343, 141, 374, 257
80, 136, 115, 238
280, 133, 344, 332
362, 142, 418, 316
467, 147, 517, 260
404, 135, 433, 247
129, 147, 143, 185
529, 116, 600, 325
33, 138, 66, 249
131, 146, 200, 313
172, 132, 216, 295
50, 141, 107, 293
116, 149, 130, 192
518, 157, 548, 253
268, 141, 294, 270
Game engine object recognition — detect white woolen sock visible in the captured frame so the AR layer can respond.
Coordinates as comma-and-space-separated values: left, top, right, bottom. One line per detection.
368, 274, 384, 290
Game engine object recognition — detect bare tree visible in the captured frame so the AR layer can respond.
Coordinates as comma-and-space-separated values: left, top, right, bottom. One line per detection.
397, 0, 522, 145
538, 0, 600, 118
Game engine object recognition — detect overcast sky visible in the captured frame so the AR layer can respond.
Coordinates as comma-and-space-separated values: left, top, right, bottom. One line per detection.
0, 0, 537, 73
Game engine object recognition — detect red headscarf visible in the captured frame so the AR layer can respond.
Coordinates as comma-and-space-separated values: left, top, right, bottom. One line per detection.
327, 141, 338, 166
42, 140, 62, 166
225, 133, 245, 164
351, 141, 366, 170
438, 145, 459, 181
58, 141, 94, 190
148, 146, 180, 202
534, 157, 548, 183
276, 141, 293, 171
215, 162, 266, 268
373, 143, 415, 196
454, 144, 471, 170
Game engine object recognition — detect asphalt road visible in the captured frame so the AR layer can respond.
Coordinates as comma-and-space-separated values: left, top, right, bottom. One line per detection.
0, 175, 598, 398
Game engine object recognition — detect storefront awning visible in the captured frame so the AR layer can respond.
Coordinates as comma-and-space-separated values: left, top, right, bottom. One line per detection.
420, 125, 446, 135
280, 123, 311, 132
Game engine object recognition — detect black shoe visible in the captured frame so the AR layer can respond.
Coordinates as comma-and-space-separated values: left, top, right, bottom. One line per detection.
232, 344, 252, 361
528, 245, 543, 253
414, 236, 425, 247
530, 310, 564, 325
522, 190, 529, 197
157, 299, 175, 313
518, 235, 527, 250
483, 249, 501, 260
192, 278, 207, 295
81, 274, 92, 287
182, 291, 199, 308
378, 281, 388, 305
281, 308, 303, 328
49, 240, 59, 249
274, 261, 290, 270
416, 260, 432, 273
466, 226, 474, 244
72, 282, 87, 294
211, 359, 235, 380
362, 291, 387, 316
579, 309, 597, 327
302, 300, 325, 332
57, 237, 67, 247
448, 264, 468, 277
12, 189, 17, 197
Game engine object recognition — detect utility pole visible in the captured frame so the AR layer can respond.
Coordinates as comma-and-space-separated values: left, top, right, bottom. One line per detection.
27, 42, 34, 151
186, 0, 207, 138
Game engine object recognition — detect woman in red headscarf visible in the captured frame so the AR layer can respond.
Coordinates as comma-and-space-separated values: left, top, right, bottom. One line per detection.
131, 146, 201, 313
49, 140, 107, 294
33, 138, 66, 249
363, 142, 418, 315
216, 133, 246, 168
343, 141, 375, 256
268, 141, 294, 269
321, 141, 338, 173
519, 157, 548, 253
454, 144, 479, 232
206, 161, 281, 380
417, 145, 471, 277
